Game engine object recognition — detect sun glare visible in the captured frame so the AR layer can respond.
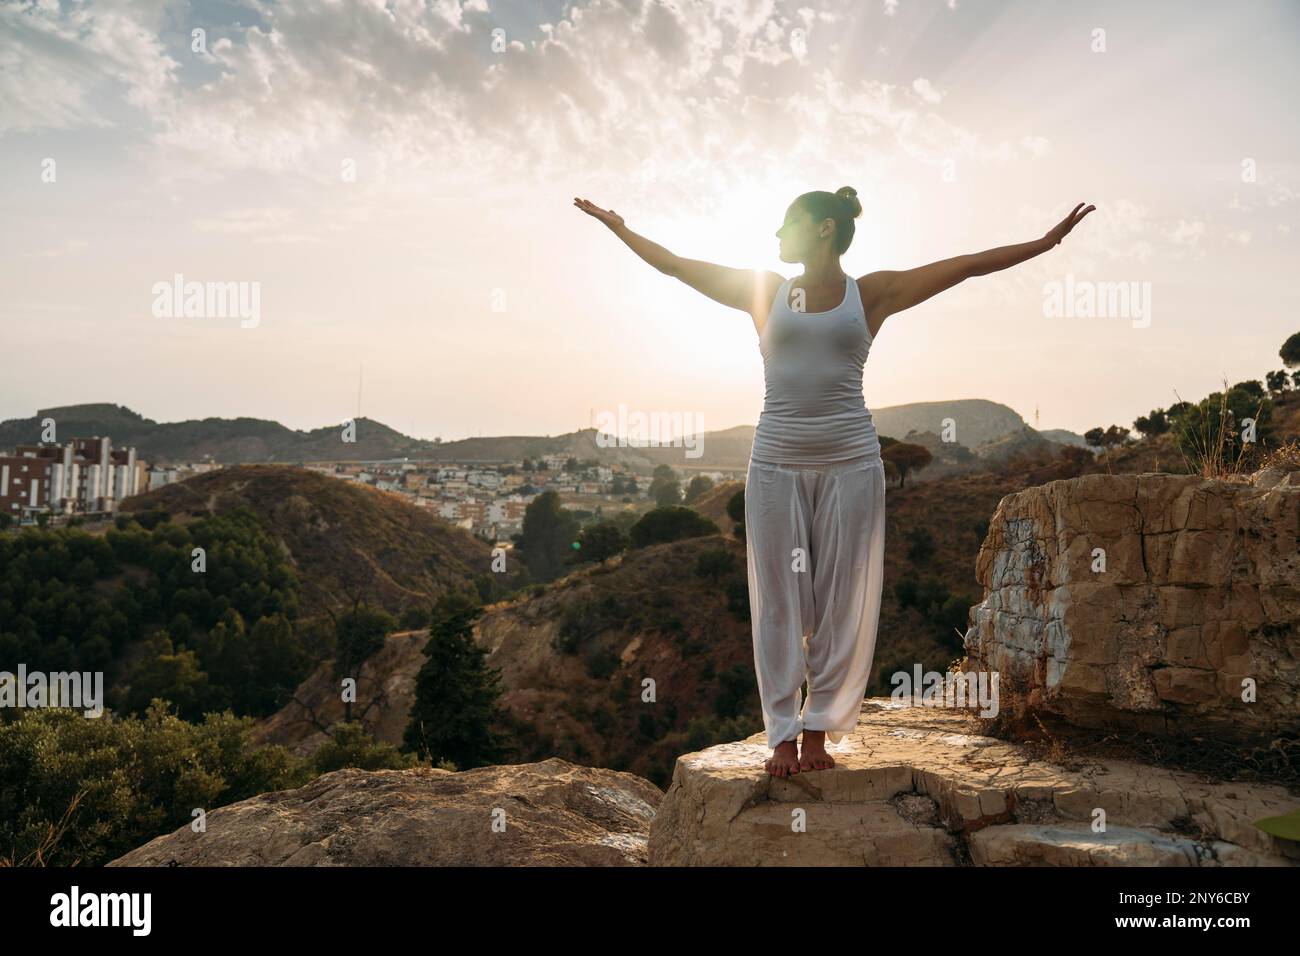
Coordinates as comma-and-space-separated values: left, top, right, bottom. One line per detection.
625, 175, 895, 362
702, 178, 891, 275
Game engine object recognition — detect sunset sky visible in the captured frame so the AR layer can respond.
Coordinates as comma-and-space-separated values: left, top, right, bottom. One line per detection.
2, 0, 1297, 444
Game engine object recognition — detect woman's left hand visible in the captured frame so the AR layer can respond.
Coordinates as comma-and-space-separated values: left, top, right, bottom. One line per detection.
1044, 202, 1096, 246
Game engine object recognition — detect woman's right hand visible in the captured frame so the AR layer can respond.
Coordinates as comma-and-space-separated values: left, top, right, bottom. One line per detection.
573, 197, 625, 231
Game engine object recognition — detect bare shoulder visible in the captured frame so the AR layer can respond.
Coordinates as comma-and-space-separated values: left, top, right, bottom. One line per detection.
856, 271, 897, 306
856, 271, 898, 339
749, 271, 789, 338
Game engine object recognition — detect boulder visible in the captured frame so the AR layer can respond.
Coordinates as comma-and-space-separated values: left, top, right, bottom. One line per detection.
109, 758, 662, 866
963, 472, 1300, 742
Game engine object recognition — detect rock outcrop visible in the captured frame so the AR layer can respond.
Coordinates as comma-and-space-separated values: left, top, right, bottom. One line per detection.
109, 758, 662, 866
648, 698, 1300, 866
963, 471, 1300, 743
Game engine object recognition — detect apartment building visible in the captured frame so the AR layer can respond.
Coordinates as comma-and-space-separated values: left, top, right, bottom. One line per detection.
148, 467, 180, 491
486, 496, 529, 526
0, 437, 145, 520
147, 459, 221, 491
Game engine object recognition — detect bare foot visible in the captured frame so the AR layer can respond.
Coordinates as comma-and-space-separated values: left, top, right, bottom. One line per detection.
799, 730, 836, 771
764, 739, 800, 777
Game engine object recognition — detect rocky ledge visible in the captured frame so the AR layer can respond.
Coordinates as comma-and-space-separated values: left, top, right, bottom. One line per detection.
648, 697, 1300, 866
109, 758, 662, 866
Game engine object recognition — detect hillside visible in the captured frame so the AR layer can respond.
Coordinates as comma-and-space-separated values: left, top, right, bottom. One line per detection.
0, 404, 445, 464
0, 399, 1070, 469
117, 465, 522, 619
683, 476, 744, 533
1038, 428, 1089, 448
256, 532, 759, 787
255, 464, 1033, 786
105, 467, 1300, 869
871, 398, 1031, 447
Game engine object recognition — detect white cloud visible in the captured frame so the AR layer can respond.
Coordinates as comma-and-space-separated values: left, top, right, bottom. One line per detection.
3, 0, 1007, 199
192, 207, 295, 236
1019, 135, 1049, 158
912, 77, 942, 104
0, 0, 179, 132
1265, 181, 1299, 207
31, 238, 89, 258
2, 0, 1069, 200
1168, 219, 1205, 245
1225, 177, 1299, 212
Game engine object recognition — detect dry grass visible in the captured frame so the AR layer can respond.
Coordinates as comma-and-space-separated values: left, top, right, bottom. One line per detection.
1172, 378, 1267, 480
0, 790, 86, 867
1257, 436, 1300, 472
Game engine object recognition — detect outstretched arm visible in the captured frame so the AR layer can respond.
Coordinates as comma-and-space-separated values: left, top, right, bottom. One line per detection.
860, 202, 1096, 327
574, 197, 781, 318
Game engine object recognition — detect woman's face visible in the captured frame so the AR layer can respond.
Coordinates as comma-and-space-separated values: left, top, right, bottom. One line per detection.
775, 202, 828, 264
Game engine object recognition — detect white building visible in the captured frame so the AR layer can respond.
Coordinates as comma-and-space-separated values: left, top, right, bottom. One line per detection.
1, 436, 144, 518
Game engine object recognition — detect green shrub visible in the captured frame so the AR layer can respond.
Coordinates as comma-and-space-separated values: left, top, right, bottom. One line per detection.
905, 527, 936, 564
712, 664, 757, 719
0, 702, 306, 867
398, 605, 430, 631
695, 547, 737, 583
584, 644, 621, 680
554, 592, 631, 654
332, 605, 397, 680
628, 507, 718, 548
310, 721, 420, 774
575, 522, 628, 563
134, 509, 171, 530
725, 575, 751, 621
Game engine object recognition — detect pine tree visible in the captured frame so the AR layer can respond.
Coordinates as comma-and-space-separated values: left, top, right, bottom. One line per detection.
402, 591, 510, 769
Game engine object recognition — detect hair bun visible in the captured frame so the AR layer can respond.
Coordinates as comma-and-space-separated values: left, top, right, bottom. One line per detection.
835, 186, 862, 218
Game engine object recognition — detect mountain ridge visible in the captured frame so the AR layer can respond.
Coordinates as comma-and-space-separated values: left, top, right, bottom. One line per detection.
1, 400, 1085, 468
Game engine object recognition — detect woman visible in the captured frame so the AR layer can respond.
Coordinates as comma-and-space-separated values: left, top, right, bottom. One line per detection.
574, 189, 1094, 777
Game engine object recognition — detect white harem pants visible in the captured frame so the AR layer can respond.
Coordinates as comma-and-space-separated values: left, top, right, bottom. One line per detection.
744, 453, 887, 749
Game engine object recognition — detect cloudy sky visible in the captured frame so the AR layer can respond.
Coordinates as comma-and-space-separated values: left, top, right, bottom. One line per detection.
2, 0, 1297, 444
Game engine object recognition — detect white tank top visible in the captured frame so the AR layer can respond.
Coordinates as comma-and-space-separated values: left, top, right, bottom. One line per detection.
751, 272, 881, 464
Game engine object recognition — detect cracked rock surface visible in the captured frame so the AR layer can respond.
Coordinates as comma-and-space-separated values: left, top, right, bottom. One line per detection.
964, 472, 1300, 742
109, 758, 662, 866
648, 698, 1300, 866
